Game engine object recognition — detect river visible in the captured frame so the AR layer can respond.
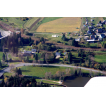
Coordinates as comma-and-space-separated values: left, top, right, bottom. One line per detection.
63, 76, 91, 87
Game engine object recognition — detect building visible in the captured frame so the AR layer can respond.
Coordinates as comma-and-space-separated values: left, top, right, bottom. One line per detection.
90, 35, 95, 40
87, 30, 92, 35
23, 50, 32, 54
31, 49, 36, 53
96, 28, 103, 33
75, 38, 80, 42
87, 39, 96, 43
52, 35, 58, 37
55, 52, 61, 59
84, 36, 89, 40
97, 34, 105, 40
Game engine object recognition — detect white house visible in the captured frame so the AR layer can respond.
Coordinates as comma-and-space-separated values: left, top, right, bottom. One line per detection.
52, 35, 58, 37
75, 38, 80, 42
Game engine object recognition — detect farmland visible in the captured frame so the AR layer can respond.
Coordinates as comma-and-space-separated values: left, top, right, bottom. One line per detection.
24, 17, 39, 29
36, 17, 82, 33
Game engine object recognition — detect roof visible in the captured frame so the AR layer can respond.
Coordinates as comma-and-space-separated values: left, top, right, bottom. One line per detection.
55, 52, 61, 56
84, 77, 106, 87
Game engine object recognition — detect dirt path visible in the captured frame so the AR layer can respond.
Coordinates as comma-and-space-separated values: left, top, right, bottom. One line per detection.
29, 18, 42, 31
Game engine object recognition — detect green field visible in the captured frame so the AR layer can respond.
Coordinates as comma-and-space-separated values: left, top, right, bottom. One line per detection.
0, 17, 28, 28
24, 17, 39, 29
20, 66, 69, 78
0, 52, 3, 60
39, 17, 62, 24
94, 54, 106, 63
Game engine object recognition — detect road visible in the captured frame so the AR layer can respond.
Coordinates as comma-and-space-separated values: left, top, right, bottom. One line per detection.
1, 63, 106, 77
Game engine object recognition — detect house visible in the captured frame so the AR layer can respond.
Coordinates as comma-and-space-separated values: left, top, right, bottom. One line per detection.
97, 34, 105, 40
97, 23, 102, 27
75, 38, 80, 41
85, 21, 88, 25
96, 28, 103, 33
84, 36, 89, 40
31, 49, 36, 53
23, 50, 32, 54
64, 52, 67, 55
52, 35, 58, 37
87, 30, 92, 35
90, 35, 95, 40
55, 52, 61, 59
91, 19, 93, 22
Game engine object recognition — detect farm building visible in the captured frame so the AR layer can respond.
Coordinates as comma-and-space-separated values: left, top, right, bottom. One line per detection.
52, 35, 58, 37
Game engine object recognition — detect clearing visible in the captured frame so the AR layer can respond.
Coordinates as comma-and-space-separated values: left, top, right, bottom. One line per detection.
36, 17, 81, 33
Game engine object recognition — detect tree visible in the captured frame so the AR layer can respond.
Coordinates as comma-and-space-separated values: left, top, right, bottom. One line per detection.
35, 54, 38, 62
86, 42, 90, 48
61, 33, 66, 41
2, 53, 5, 61
68, 52, 72, 63
26, 56, 29, 62
0, 61, 2, 67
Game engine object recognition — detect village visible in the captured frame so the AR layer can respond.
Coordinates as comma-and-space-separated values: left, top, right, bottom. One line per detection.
75, 17, 106, 43
0, 17, 106, 87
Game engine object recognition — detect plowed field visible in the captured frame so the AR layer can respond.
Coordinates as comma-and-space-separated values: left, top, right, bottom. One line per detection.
36, 17, 81, 33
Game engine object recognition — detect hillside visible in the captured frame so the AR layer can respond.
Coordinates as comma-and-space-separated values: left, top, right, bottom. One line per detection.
36, 17, 81, 33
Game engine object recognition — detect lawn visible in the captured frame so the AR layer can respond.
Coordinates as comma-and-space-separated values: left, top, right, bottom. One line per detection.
0, 52, 3, 60
20, 66, 71, 78
94, 54, 106, 63
36, 17, 82, 33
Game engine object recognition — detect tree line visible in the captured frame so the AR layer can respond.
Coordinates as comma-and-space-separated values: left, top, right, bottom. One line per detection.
0, 76, 50, 87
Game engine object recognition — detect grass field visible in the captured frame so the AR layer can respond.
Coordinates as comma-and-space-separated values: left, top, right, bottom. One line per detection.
36, 17, 81, 33
24, 17, 39, 29
0, 17, 28, 28
20, 66, 69, 78
94, 54, 106, 63
38, 17, 62, 24
0, 52, 3, 60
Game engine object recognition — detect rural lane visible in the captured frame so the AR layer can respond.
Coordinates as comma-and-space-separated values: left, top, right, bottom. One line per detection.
1, 63, 106, 77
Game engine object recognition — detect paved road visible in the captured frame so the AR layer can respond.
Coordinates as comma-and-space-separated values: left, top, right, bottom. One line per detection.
1, 63, 106, 77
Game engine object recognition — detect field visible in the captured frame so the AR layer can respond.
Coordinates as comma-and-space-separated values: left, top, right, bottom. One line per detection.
36, 17, 82, 33
0, 52, 3, 60
0, 17, 28, 28
24, 17, 39, 29
94, 54, 106, 63
20, 66, 69, 78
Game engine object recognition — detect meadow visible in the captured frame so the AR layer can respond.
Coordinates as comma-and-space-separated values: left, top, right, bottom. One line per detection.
24, 17, 39, 29
36, 17, 81, 33
94, 54, 106, 63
